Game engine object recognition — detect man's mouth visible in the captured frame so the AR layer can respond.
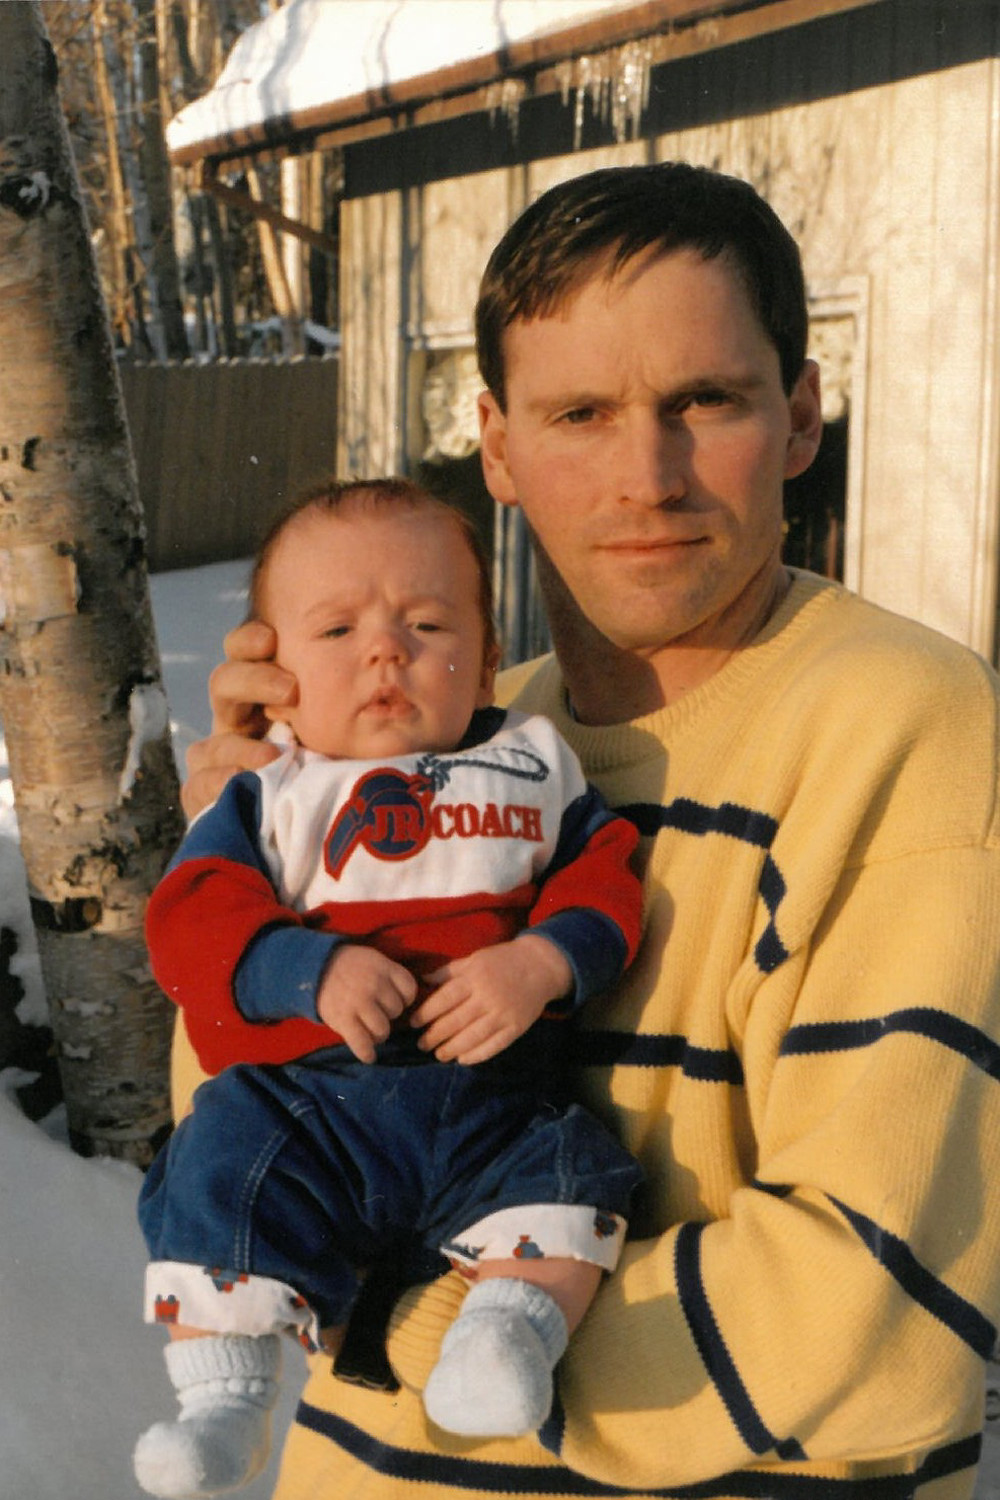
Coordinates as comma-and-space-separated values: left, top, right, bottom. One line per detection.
599, 527, 709, 554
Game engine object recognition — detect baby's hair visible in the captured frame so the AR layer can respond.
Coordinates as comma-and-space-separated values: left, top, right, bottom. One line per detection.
248, 476, 498, 664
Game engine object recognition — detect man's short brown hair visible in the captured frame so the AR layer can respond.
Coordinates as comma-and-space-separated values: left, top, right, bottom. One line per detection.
475, 161, 809, 408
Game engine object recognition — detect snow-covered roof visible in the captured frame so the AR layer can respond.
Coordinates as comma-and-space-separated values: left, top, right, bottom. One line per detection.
165, 0, 662, 165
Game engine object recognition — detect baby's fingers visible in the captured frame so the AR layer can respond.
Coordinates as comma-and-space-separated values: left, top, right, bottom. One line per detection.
338, 1015, 380, 1065
432, 1016, 515, 1066
408, 975, 466, 1030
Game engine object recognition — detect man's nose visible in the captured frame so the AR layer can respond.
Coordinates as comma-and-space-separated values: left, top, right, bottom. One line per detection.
617, 408, 688, 507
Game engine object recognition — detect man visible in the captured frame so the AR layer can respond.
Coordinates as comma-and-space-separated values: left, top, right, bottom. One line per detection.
179, 163, 1000, 1500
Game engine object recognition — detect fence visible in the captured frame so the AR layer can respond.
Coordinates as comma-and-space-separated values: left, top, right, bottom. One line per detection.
119, 357, 339, 573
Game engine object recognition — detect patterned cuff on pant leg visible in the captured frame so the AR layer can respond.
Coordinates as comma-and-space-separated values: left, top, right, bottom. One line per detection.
441, 1204, 627, 1274
144, 1260, 322, 1352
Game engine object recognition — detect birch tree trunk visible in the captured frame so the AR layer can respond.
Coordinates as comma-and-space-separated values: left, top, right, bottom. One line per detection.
0, 1, 185, 1164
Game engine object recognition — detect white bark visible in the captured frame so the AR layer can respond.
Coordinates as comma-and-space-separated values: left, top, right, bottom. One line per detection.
0, 1, 184, 1164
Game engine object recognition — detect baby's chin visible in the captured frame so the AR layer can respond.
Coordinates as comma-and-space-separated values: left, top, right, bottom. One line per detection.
310, 727, 438, 761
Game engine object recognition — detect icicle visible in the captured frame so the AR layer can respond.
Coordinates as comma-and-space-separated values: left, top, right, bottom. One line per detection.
555, 58, 574, 108
694, 19, 723, 45
558, 40, 653, 150
610, 40, 652, 145
486, 77, 526, 141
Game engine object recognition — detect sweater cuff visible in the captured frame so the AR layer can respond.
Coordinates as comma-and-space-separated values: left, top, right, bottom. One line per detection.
234, 925, 342, 1023
530, 910, 629, 1011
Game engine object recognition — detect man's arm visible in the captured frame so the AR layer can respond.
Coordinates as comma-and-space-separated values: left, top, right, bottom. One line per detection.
543, 840, 1000, 1489
181, 619, 297, 819
388, 838, 1000, 1490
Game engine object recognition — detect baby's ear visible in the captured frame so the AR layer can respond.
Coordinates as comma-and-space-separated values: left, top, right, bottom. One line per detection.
476, 645, 501, 707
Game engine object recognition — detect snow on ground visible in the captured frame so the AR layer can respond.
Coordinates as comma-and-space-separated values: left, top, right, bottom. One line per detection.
1, 556, 999, 1498
0, 560, 301, 1500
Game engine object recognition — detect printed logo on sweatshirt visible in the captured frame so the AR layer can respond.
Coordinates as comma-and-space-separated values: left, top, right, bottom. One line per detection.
324, 747, 549, 879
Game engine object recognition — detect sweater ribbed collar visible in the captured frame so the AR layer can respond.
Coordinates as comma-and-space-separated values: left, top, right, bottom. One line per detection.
521, 571, 844, 775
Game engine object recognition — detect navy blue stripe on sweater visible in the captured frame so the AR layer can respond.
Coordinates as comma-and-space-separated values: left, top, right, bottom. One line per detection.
674, 1222, 806, 1462
618, 799, 787, 973
567, 1029, 743, 1084
780, 1007, 1000, 1082
828, 1196, 997, 1359
752, 1180, 997, 1357
294, 1401, 981, 1496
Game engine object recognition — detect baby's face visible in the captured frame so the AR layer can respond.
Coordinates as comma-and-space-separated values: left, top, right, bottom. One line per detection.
260, 507, 495, 760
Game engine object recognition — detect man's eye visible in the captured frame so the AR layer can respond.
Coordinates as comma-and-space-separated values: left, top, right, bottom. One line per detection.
686, 389, 732, 411
559, 406, 597, 425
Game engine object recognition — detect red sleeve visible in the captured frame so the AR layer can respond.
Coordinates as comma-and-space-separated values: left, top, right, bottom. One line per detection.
530, 813, 642, 965
146, 857, 335, 1074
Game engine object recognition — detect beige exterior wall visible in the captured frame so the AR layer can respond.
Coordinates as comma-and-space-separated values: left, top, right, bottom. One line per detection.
337, 190, 403, 477
339, 55, 1000, 658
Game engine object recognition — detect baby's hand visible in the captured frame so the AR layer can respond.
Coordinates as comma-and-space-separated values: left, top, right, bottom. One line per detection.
317, 944, 418, 1063
410, 934, 573, 1065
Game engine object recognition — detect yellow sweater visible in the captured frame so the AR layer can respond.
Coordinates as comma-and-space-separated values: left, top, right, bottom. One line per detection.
173, 572, 1000, 1498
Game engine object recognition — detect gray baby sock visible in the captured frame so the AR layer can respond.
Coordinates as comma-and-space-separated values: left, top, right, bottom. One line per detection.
423, 1277, 568, 1437
134, 1334, 280, 1498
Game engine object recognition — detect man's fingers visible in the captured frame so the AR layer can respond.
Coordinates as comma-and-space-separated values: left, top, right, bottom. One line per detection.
180, 767, 232, 822
186, 730, 282, 778
182, 732, 283, 820
221, 618, 278, 663
207, 658, 297, 734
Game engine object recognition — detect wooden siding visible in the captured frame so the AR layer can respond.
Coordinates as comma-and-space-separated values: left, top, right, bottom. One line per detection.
120, 358, 339, 573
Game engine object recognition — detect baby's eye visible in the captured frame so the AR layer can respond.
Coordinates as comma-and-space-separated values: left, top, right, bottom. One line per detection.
413, 620, 444, 633
322, 624, 351, 638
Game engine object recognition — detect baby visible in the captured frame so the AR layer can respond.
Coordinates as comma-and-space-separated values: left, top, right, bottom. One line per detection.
134, 477, 643, 1498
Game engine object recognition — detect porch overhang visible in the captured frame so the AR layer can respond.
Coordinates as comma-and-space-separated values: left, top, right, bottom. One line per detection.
166, 0, 889, 174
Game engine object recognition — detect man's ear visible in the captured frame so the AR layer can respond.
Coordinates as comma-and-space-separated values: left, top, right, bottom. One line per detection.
784, 359, 824, 482
478, 390, 518, 507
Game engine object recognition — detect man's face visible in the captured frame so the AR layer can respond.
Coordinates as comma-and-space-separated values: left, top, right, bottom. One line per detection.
479, 247, 821, 664
261, 507, 495, 760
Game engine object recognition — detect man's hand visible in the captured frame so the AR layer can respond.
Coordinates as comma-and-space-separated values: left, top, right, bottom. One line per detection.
317, 944, 418, 1064
409, 934, 573, 1065
181, 620, 298, 820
